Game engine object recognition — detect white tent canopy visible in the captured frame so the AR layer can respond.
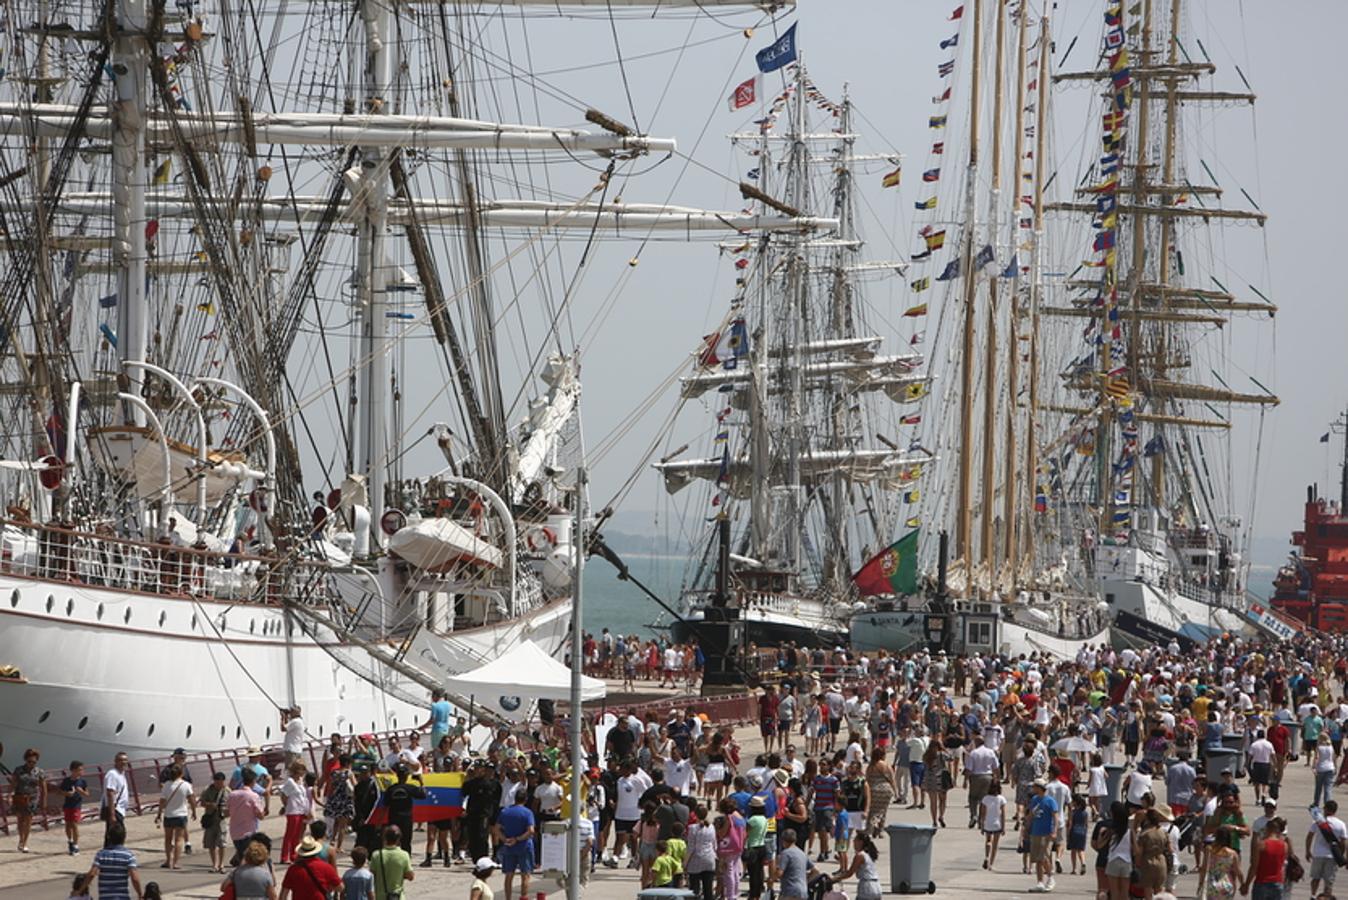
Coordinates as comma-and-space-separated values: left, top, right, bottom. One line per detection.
445, 639, 607, 703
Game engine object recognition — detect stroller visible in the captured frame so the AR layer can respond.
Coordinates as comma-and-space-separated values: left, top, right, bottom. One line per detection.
808, 871, 848, 900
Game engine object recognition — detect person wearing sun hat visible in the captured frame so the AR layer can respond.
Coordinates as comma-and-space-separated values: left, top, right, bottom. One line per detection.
470, 856, 498, 900
278, 834, 340, 900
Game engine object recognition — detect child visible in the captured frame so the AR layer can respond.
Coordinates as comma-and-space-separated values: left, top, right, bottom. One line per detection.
666, 822, 688, 889
343, 846, 376, 900
979, 779, 1007, 870
1087, 753, 1108, 820
638, 801, 661, 887
650, 839, 682, 888
279, 762, 311, 863
142, 884, 162, 900
67, 874, 90, 900
1067, 794, 1089, 875
60, 761, 89, 856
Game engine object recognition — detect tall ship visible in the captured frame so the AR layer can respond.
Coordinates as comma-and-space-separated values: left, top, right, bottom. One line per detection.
848, 0, 1111, 660
1271, 413, 1348, 632
0, 0, 806, 762
651, 63, 928, 660
1040, 0, 1277, 649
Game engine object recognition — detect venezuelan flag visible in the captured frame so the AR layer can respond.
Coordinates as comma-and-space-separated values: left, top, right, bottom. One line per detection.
367, 772, 464, 824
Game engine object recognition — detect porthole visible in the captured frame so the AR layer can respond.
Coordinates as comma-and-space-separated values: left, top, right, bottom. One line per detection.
147, 723, 156, 737
115, 721, 124, 734
249, 619, 255, 634
66, 598, 74, 616
45, 595, 53, 613
9, 589, 17, 608
192, 614, 198, 629
265, 726, 271, 739
77, 716, 88, 730
220, 726, 227, 739
318, 725, 324, 737
123, 608, 132, 623
96, 603, 104, 619
236, 726, 242, 739
186, 725, 193, 739
159, 611, 167, 627
38, 710, 50, 724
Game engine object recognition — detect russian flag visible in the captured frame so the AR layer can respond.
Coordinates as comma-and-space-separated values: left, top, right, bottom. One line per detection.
366, 773, 464, 824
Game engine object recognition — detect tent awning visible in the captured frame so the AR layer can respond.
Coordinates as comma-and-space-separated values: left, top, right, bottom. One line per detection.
445, 639, 607, 703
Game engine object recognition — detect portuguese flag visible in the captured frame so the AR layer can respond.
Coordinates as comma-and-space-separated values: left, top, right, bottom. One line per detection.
852, 531, 919, 596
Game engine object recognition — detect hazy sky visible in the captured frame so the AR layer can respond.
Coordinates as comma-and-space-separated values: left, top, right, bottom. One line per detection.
395, 1, 1346, 562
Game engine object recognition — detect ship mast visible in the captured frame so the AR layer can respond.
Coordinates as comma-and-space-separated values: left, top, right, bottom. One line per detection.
353, 0, 395, 537
955, 0, 983, 591
785, 63, 809, 574
1003, 0, 1029, 578
980, 0, 1007, 585
1023, 10, 1050, 566
826, 95, 857, 590
113, 0, 150, 425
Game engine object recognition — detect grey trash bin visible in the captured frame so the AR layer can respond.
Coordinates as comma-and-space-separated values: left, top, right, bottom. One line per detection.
1220, 734, 1247, 777
885, 822, 938, 894
637, 891, 696, 900
1205, 747, 1240, 780
1104, 763, 1126, 805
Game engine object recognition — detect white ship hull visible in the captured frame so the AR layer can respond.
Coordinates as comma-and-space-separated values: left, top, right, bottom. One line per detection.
848, 602, 1110, 660
1104, 578, 1247, 651
0, 572, 570, 763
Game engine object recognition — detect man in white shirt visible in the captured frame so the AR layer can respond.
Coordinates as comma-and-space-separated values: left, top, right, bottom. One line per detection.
665, 748, 696, 797
1044, 769, 1072, 874
1308, 799, 1348, 898
1247, 729, 1276, 804
965, 736, 999, 828
282, 705, 306, 767
102, 752, 131, 829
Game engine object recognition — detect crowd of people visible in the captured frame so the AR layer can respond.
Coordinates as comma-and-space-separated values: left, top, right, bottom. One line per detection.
15, 631, 1348, 899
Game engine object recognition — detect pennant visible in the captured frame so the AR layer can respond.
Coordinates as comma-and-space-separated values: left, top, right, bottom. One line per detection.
973, 243, 995, 271
904, 489, 921, 504
924, 230, 947, 251
949, 5, 964, 20
881, 166, 902, 188
922, 168, 941, 183
904, 383, 928, 401
853, 531, 919, 597
153, 158, 172, 185
1322, 433, 1332, 444
911, 250, 932, 262
905, 516, 922, 528
746, 168, 760, 180
901, 414, 922, 425
700, 318, 751, 367
940, 34, 959, 49
932, 142, 945, 155
938, 60, 955, 77
145, 220, 160, 242
755, 24, 798, 73
1000, 254, 1020, 278
911, 277, 931, 293
910, 331, 926, 345
929, 115, 947, 129
734, 258, 750, 270
728, 75, 760, 111
196, 301, 216, 314
903, 304, 929, 318
1143, 435, 1164, 457
915, 197, 938, 210
936, 258, 961, 281
99, 294, 118, 309
1093, 231, 1116, 251
932, 87, 951, 104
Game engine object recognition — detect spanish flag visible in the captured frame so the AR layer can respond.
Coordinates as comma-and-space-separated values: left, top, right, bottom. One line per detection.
903, 303, 928, 318
924, 230, 947, 251
881, 166, 902, 188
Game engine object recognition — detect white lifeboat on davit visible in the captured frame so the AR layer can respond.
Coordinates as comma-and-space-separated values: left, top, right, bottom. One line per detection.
388, 518, 504, 571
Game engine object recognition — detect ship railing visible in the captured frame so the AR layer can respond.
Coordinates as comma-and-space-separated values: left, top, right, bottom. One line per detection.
0, 518, 349, 605
0, 727, 424, 836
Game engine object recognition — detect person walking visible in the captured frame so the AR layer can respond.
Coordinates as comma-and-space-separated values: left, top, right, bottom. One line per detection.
155, 763, 196, 870
76, 821, 142, 900
199, 771, 230, 874
1242, 815, 1289, 900
1314, 732, 1337, 807
921, 736, 951, 829
1201, 830, 1242, 900
10, 748, 46, 853
964, 735, 998, 829
864, 747, 897, 837
1096, 801, 1132, 900
494, 789, 536, 900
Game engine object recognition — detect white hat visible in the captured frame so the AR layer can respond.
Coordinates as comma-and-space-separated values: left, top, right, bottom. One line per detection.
474, 856, 498, 872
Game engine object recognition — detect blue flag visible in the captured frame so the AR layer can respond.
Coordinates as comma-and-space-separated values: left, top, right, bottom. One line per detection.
756, 24, 799, 73
936, 258, 961, 281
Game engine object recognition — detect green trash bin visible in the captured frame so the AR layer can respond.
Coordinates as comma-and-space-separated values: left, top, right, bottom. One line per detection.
885, 822, 937, 893
1205, 747, 1239, 781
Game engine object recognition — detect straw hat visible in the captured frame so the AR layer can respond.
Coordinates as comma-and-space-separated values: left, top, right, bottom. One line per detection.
297, 836, 323, 858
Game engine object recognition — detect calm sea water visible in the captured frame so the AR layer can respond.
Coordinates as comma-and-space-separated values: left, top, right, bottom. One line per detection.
578, 554, 684, 640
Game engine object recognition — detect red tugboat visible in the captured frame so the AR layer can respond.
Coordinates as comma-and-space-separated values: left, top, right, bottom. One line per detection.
1272, 427, 1348, 630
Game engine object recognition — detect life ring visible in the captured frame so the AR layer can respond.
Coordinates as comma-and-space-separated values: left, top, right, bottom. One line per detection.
525, 526, 558, 552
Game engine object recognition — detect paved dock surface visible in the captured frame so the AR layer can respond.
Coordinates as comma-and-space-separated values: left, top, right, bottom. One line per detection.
0, 697, 1328, 899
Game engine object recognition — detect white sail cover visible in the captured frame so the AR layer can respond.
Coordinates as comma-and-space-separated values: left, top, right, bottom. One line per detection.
444, 639, 606, 702
388, 518, 504, 570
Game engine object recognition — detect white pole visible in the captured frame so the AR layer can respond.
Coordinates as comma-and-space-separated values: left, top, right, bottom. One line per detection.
192, 376, 276, 548
125, 361, 208, 519
112, 0, 148, 427
429, 469, 518, 616
567, 465, 587, 900
116, 392, 174, 532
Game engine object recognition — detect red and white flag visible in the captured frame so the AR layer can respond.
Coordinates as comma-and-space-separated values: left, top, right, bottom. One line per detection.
728, 75, 760, 112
